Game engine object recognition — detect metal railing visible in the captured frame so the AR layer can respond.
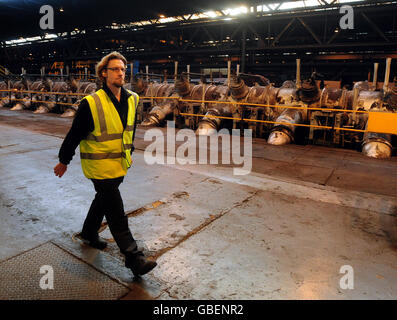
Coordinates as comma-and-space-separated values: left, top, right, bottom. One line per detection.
1, 89, 396, 135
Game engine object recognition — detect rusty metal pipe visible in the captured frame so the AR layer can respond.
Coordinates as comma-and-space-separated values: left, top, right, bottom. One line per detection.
0, 80, 11, 107
229, 74, 249, 100
268, 74, 319, 145
362, 132, 393, 159
196, 109, 222, 136
196, 85, 230, 135
58, 81, 96, 117
142, 99, 177, 126
60, 77, 83, 117
10, 79, 32, 111
196, 102, 233, 136
362, 81, 396, 158
267, 107, 304, 145
141, 83, 176, 126
175, 77, 192, 97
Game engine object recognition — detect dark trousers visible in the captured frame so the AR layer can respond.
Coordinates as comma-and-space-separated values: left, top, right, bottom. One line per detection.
81, 176, 140, 256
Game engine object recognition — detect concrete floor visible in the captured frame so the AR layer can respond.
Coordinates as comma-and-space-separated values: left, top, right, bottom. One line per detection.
0, 108, 396, 300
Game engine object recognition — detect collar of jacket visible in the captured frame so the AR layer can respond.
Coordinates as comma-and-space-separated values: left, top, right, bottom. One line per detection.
101, 82, 132, 101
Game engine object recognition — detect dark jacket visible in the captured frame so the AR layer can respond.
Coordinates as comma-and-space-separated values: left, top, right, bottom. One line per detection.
58, 83, 135, 165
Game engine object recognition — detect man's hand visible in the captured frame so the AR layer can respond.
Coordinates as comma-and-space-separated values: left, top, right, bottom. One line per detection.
54, 163, 67, 178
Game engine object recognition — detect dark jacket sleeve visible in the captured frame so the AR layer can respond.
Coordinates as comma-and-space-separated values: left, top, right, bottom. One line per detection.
58, 99, 94, 165
130, 92, 139, 154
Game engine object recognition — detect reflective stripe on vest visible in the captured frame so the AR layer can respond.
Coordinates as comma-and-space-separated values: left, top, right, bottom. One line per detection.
80, 152, 125, 160
84, 95, 137, 142
79, 89, 138, 179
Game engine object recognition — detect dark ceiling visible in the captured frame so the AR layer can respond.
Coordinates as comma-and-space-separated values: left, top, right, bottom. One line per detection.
0, 0, 267, 40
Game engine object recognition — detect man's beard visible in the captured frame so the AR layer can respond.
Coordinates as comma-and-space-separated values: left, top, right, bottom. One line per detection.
113, 78, 125, 88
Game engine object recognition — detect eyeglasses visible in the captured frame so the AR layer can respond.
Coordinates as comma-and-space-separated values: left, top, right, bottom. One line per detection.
106, 67, 126, 73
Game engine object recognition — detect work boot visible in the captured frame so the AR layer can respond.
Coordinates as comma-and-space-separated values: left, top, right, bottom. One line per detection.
125, 252, 157, 276
79, 233, 108, 250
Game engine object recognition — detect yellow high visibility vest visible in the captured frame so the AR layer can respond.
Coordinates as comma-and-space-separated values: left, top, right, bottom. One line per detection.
79, 88, 138, 179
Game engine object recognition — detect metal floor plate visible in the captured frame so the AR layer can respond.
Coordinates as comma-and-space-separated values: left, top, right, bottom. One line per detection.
0, 242, 129, 300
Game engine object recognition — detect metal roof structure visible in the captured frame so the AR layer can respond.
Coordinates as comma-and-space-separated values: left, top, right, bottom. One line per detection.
0, 0, 396, 82
0, 0, 266, 39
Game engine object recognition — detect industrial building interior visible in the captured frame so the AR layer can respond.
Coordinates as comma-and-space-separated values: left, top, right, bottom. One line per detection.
0, 0, 396, 301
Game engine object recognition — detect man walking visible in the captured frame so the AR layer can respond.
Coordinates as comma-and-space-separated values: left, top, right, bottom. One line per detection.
54, 51, 157, 277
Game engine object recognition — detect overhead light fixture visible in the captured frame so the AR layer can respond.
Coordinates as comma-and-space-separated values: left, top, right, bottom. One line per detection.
224, 6, 248, 16
59, 8, 64, 12
204, 11, 218, 18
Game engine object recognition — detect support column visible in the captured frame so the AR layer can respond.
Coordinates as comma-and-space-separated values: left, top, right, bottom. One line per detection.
241, 27, 246, 73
